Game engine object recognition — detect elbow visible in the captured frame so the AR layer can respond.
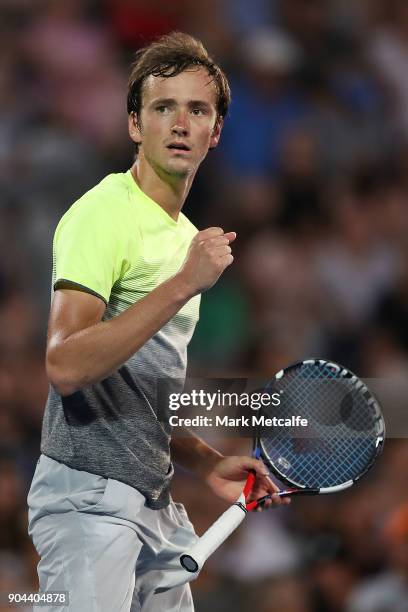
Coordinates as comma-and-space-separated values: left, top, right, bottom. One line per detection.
46, 345, 80, 397
47, 367, 78, 397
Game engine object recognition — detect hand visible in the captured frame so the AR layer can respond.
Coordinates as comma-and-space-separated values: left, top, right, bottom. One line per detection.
205, 456, 290, 511
177, 227, 236, 297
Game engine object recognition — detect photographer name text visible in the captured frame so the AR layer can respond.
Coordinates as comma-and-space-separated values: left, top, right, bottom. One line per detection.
169, 415, 308, 427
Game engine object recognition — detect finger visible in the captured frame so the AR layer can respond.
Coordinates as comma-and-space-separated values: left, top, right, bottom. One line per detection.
224, 231, 237, 243
259, 491, 292, 509
258, 474, 280, 494
202, 236, 231, 247
251, 483, 281, 505
249, 473, 284, 507
219, 254, 234, 267
219, 254, 234, 271
268, 494, 291, 507
241, 458, 270, 480
255, 496, 281, 511
258, 499, 278, 511
256, 494, 284, 510
212, 245, 232, 256
250, 474, 276, 494
195, 227, 224, 241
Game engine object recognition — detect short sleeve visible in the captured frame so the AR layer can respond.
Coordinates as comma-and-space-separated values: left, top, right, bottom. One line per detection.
53, 198, 124, 305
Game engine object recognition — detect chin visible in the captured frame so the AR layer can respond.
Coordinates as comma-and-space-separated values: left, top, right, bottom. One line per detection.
166, 160, 195, 178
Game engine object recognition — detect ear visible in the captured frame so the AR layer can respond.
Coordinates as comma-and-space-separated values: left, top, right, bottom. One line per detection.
209, 116, 223, 150
128, 112, 142, 146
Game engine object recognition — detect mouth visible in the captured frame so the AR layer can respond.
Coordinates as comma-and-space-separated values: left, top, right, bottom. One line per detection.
166, 142, 191, 154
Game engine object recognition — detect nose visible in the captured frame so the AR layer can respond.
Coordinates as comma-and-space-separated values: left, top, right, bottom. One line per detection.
171, 109, 189, 137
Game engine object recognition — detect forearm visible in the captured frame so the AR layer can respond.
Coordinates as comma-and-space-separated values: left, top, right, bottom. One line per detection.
170, 429, 223, 481
47, 274, 192, 395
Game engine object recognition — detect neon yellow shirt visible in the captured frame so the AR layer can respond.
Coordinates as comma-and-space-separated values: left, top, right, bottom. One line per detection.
53, 169, 200, 328
43, 170, 200, 508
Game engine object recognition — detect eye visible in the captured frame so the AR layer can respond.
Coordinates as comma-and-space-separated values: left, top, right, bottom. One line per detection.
156, 105, 170, 114
191, 108, 205, 116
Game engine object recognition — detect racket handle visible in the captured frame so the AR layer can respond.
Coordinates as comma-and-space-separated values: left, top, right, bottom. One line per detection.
180, 495, 247, 573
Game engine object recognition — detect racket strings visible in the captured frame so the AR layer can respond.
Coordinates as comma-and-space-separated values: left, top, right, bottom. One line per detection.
260, 363, 383, 489
272, 367, 375, 431
262, 435, 375, 488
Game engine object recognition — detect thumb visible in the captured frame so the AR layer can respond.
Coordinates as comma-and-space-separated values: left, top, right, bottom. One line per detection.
224, 231, 237, 244
241, 457, 269, 478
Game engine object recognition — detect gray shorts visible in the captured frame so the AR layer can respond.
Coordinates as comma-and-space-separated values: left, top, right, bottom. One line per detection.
27, 455, 198, 612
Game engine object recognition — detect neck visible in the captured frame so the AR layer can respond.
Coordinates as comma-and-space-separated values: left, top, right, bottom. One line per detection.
130, 154, 195, 221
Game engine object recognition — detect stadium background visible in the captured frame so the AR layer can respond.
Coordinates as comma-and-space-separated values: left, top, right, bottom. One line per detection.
1, 1, 408, 610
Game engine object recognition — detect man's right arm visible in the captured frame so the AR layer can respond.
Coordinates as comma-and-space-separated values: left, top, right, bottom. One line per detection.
46, 227, 236, 396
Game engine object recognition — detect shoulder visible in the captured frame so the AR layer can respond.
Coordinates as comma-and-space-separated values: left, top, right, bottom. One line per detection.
55, 172, 133, 237
65, 172, 131, 217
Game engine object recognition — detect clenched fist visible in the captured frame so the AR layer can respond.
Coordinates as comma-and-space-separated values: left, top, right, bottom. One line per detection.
177, 227, 237, 296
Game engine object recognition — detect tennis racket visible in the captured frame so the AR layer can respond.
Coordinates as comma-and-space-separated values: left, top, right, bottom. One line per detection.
180, 359, 385, 573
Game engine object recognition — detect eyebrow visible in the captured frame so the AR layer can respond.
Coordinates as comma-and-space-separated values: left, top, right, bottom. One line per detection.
150, 98, 212, 110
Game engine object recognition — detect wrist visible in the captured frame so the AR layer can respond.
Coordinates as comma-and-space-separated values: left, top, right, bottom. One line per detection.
171, 271, 197, 301
198, 450, 224, 482
171, 432, 224, 482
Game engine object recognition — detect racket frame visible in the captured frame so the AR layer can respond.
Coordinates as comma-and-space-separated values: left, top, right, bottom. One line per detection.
256, 358, 385, 497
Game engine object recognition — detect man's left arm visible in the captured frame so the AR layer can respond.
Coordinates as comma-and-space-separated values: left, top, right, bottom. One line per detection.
170, 429, 289, 509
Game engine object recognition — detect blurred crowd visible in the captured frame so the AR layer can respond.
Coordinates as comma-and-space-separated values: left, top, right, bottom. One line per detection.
1, 0, 408, 610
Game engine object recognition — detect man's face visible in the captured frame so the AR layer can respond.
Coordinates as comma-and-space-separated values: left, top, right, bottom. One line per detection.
129, 67, 222, 178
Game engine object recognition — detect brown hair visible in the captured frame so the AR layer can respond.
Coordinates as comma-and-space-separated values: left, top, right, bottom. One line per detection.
127, 31, 231, 121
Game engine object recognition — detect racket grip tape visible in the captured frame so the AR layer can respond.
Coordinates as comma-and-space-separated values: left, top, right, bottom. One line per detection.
180, 497, 247, 573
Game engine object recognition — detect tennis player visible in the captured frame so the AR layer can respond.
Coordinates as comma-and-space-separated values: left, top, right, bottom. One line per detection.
27, 32, 287, 611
